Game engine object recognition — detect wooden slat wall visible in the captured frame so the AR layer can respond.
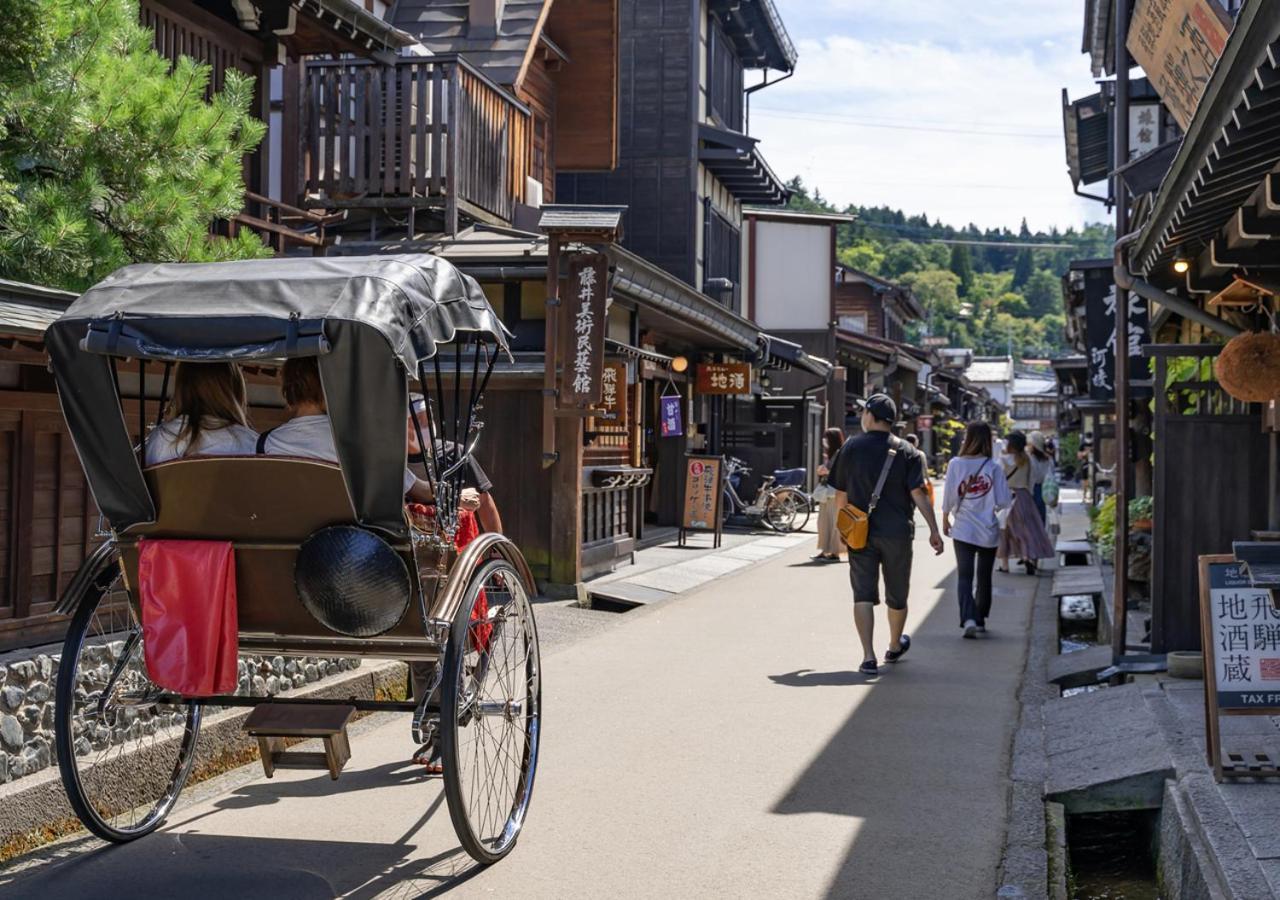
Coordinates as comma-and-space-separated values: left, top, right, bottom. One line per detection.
139, 0, 263, 91
545, 0, 620, 171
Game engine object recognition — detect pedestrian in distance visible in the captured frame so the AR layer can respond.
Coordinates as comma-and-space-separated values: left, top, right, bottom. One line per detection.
942, 422, 1011, 639
997, 431, 1056, 575
1027, 431, 1052, 524
904, 433, 935, 508
813, 426, 846, 562
829, 393, 944, 677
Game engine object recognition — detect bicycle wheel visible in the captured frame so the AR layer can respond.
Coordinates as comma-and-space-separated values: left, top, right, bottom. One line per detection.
440, 559, 541, 865
55, 552, 202, 842
764, 488, 811, 532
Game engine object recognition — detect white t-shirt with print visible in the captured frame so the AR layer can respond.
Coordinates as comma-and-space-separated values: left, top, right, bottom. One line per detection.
262, 414, 417, 494
144, 416, 259, 466
943, 455, 1012, 548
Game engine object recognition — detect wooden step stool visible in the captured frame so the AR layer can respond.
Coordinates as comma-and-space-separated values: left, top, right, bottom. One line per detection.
244, 703, 355, 780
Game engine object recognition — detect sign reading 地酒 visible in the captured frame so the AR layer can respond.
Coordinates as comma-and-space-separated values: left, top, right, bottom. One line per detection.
696, 362, 751, 396
679, 455, 724, 548
1127, 0, 1231, 131
558, 255, 608, 412
1198, 555, 1280, 782
598, 360, 628, 426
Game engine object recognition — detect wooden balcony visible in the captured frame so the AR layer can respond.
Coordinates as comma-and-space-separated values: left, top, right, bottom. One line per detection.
300, 55, 532, 230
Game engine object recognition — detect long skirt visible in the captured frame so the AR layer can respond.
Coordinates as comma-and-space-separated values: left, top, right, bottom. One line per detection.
816, 499, 845, 557
999, 488, 1055, 561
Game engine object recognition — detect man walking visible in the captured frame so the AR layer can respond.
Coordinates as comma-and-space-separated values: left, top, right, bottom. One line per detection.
829, 394, 944, 676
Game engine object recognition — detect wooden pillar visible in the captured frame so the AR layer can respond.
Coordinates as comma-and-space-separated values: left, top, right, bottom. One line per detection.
1112, 0, 1132, 663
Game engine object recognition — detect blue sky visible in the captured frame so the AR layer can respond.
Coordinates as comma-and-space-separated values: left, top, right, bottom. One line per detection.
752, 0, 1108, 233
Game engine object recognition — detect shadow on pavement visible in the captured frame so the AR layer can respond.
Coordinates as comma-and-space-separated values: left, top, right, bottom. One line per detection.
767, 540, 1043, 898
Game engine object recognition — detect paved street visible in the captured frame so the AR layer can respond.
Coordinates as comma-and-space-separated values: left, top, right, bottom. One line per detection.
3, 525, 1041, 900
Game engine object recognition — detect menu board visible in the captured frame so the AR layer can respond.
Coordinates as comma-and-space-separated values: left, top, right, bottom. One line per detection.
681, 455, 724, 536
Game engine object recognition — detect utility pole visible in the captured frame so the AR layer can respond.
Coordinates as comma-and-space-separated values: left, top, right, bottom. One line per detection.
1112, 0, 1132, 664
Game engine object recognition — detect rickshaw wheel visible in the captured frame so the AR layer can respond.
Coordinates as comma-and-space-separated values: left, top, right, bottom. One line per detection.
54, 562, 202, 843
440, 558, 541, 865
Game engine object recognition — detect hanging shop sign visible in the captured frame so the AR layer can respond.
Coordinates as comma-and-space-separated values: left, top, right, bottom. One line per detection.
1085, 281, 1152, 402
1127, 0, 1231, 131
695, 362, 752, 396
679, 455, 725, 548
660, 390, 683, 437
598, 360, 629, 426
1198, 555, 1280, 781
557, 254, 609, 413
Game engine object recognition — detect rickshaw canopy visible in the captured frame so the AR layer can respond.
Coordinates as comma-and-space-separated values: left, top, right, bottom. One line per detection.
47, 255, 510, 540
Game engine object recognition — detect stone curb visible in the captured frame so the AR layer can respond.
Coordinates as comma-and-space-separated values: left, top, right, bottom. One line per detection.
0, 659, 407, 863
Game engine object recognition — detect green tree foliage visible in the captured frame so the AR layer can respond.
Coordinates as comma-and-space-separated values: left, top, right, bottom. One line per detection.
949, 244, 974, 297
783, 178, 1116, 359
0, 0, 269, 291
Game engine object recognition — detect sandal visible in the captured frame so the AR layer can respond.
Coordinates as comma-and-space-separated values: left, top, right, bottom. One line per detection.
412, 741, 443, 775
858, 659, 879, 676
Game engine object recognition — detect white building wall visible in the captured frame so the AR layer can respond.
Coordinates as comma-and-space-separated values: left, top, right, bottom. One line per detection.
752, 220, 830, 330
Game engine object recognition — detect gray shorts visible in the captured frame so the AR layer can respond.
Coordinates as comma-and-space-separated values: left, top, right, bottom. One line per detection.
847, 535, 913, 609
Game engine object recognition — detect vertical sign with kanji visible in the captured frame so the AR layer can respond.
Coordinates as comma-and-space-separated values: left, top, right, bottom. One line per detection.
679, 455, 724, 548
1199, 555, 1280, 782
1127, 0, 1231, 131
1086, 282, 1151, 402
558, 255, 608, 412
598, 361, 628, 425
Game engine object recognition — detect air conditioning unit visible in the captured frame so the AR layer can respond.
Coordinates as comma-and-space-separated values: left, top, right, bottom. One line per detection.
525, 177, 544, 209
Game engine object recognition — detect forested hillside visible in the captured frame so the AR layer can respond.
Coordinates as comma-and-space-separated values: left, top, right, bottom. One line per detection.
784, 178, 1115, 358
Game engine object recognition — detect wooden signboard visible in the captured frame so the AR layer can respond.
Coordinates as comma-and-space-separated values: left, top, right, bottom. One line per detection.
1198, 554, 1280, 781
557, 254, 608, 413
696, 362, 751, 396
598, 360, 628, 425
1127, 0, 1231, 131
679, 455, 724, 548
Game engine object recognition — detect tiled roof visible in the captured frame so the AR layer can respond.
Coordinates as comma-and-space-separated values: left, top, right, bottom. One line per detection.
0, 278, 75, 338
965, 357, 1014, 384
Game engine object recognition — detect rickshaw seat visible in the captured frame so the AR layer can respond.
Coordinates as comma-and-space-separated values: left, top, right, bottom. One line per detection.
117, 456, 432, 645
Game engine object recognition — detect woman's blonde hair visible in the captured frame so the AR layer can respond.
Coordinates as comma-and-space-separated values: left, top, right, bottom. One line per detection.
167, 362, 249, 453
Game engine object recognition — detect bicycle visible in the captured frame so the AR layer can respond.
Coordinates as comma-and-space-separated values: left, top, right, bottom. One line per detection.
721, 457, 813, 533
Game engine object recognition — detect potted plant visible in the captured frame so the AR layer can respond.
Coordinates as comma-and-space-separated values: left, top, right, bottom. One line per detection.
1129, 495, 1154, 532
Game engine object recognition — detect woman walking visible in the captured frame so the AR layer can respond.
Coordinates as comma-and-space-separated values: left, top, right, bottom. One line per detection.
942, 422, 1011, 638
814, 426, 846, 562
998, 431, 1056, 574
1028, 431, 1053, 524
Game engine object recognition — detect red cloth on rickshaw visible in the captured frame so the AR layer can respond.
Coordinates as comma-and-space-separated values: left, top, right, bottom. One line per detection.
137, 539, 239, 696
455, 509, 493, 650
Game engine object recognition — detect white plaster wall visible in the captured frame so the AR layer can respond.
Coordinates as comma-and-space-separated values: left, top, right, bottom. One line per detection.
753, 220, 830, 330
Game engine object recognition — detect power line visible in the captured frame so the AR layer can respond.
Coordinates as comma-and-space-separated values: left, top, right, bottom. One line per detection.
752, 107, 1061, 139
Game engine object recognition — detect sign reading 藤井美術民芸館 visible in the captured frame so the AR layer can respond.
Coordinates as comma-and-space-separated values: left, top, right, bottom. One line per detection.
1127, 0, 1231, 131
558, 255, 608, 412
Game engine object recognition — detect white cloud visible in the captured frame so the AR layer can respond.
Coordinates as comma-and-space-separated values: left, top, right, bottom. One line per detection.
756, 4, 1110, 232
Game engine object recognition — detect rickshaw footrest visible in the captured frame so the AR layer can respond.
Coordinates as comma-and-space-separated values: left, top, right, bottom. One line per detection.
244, 703, 356, 780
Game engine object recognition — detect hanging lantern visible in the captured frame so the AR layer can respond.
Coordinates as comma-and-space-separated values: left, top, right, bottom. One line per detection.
1216, 331, 1280, 403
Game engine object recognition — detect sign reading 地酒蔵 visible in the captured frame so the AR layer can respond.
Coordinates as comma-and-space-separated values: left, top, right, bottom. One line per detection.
558, 255, 608, 411
695, 362, 751, 396
1127, 0, 1231, 131
1202, 559, 1280, 710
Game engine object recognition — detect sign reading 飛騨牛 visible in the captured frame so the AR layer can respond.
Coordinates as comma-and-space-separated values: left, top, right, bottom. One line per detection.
598, 361, 628, 426
1204, 560, 1280, 710
696, 362, 751, 396
1127, 0, 1231, 131
558, 255, 608, 411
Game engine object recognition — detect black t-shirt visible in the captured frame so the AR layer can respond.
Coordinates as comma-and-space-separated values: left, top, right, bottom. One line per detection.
827, 431, 926, 540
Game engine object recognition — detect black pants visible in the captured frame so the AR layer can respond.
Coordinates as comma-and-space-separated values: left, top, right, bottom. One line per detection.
954, 539, 996, 626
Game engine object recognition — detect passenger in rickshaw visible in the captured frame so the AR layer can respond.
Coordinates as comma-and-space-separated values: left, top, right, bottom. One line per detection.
144, 362, 259, 465
258, 357, 436, 503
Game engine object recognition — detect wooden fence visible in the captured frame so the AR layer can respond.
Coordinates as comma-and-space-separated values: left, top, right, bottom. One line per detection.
300, 56, 531, 227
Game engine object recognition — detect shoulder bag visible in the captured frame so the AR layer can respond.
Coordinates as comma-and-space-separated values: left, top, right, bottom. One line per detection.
837, 438, 899, 551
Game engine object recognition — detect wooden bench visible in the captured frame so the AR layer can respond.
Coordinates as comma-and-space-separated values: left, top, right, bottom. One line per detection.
244, 703, 356, 780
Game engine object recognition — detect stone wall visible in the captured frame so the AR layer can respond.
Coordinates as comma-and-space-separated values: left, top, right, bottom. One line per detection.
0, 651, 362, 785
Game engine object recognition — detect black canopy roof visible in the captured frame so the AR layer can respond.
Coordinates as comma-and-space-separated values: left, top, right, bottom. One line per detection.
47, 255, 509, 540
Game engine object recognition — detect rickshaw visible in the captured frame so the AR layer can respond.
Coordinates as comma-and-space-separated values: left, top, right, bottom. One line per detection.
45, 254, 540, 865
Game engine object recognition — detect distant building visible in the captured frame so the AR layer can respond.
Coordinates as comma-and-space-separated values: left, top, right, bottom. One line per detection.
964, 356, 1015, 409
1010, 375, 1059, 436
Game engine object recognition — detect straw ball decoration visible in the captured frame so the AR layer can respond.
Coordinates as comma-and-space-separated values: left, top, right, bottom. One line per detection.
1216, 331, 1280, 403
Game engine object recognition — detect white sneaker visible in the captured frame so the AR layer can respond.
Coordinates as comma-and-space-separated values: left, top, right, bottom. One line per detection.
962, 620, 978, 639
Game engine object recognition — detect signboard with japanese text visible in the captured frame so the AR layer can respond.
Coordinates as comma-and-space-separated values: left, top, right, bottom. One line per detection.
1199, 555, 1280, 782
1127, 0, 1231, 131
1129, 101, 1163, 159
660, 394, 683, 437
557, 254, 608, 412
1085, 282, 1152, 402
679, 455, 724, 548
597, 361, 628, 426
695, 362, 752, 396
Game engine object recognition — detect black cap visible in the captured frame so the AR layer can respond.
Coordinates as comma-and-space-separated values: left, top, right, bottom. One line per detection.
859, 392, 897, 423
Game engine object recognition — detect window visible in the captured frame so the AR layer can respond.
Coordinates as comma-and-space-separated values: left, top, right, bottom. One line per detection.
705, 208, 741, 311
839, 313, 868, 334
706, 18, 744, 131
